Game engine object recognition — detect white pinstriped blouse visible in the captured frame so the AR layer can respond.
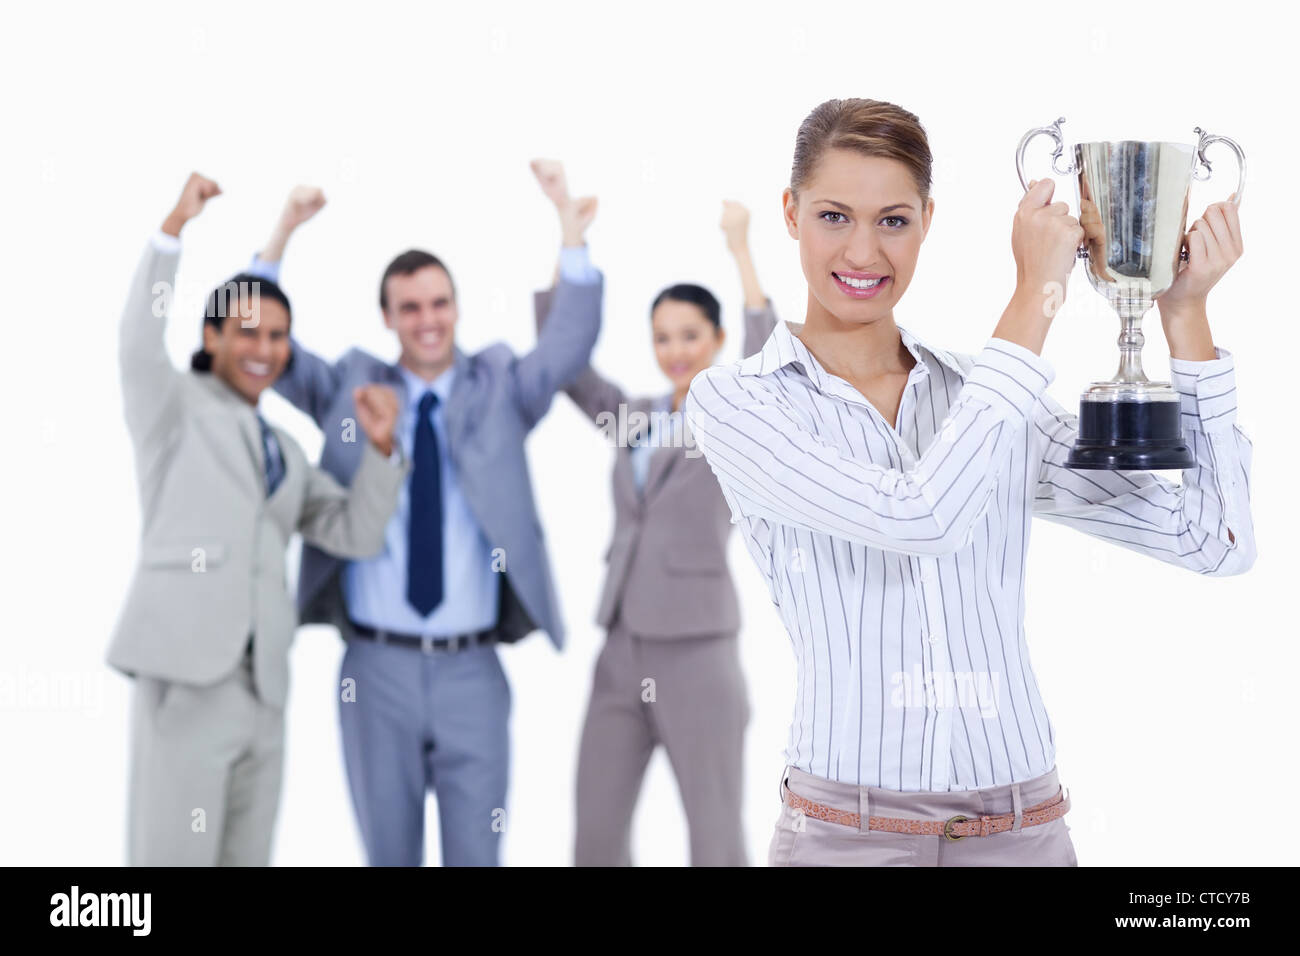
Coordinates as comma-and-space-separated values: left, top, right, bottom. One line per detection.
684, 318, 1255, 792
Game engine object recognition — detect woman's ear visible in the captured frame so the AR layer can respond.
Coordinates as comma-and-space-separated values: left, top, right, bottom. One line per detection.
782, 187, 799, 239
921, 197, 935, 240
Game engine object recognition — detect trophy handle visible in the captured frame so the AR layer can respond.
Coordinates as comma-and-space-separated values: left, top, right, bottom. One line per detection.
1016, 116, 1088, 260
1191, 127, 1246, 204
1179, 128, 1247, 261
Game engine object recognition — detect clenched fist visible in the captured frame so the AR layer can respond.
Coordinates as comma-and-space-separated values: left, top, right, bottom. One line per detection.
280, 185, 327, 231
354, 384, 400, 457
162, 172, 221, 237
530, 159, 570, 207
720, 200, 750, 252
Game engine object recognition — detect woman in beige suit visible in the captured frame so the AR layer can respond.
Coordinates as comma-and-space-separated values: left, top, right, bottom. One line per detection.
531, 161, 777, 865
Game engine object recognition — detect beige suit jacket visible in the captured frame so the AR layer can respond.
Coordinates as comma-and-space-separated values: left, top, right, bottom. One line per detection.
534, 288, 777, 638
108, 238, 409, 707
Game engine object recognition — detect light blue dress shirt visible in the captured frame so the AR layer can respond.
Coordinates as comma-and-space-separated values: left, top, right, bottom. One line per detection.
630, 394, 678, 492
344, 361, 501, 636
246, 242, 600, 636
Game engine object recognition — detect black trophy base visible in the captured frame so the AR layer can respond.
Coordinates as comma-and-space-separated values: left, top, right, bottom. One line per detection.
1064, 397, 1194, 471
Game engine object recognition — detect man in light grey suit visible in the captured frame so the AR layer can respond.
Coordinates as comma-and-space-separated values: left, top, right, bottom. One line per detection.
246, 167, 602, 866
110, 173, 409, 866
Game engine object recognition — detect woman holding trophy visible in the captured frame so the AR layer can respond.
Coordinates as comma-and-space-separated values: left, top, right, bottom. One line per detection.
684, 98, 1254, 866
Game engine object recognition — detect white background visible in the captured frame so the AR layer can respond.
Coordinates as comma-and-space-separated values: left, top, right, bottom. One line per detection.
1, 0, 1294, 866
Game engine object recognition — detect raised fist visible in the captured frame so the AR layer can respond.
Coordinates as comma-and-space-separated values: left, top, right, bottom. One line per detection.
720, 200, 750, 251
162, 172, 221, 236
353, 384, 400, 457
530, 159, 570, 207
280, 185, 327, 231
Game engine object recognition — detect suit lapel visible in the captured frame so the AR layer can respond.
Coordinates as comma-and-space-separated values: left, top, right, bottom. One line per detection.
194, 372, 267, 498
441, 346, 473, 450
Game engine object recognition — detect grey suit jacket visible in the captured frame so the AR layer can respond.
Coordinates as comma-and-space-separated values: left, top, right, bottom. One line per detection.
273, 273, 603, 651
533, 288, 778, 639
108, 240, 410, 708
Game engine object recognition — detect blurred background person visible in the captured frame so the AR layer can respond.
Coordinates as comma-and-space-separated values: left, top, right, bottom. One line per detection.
246, 170, 602, 866
110, 173, 407, 866
533, 172, 776, 866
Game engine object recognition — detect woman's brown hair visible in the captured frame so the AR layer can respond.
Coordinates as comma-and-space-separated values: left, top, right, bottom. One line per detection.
789, 99, 933, 206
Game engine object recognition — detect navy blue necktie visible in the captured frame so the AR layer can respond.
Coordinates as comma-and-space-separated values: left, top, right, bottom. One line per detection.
407, 390, 444, 616
257, 415, 285, 498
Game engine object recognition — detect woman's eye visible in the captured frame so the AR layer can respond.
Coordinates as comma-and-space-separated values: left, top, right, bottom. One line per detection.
882, 216, 909, 228
819, 211, 847, 224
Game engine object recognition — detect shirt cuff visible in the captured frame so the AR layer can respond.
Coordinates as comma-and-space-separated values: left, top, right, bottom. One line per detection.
247, 253, 282, 284
558, 243, 600, 284
151, 230, 182, 255
744, 295, 775, 319
1169, 346, 1237, 428
962, 337, 1056, 421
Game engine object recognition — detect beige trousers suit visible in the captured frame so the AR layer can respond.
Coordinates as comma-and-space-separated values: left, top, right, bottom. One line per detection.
111, 236, 408, 865
535, 288, 778, 866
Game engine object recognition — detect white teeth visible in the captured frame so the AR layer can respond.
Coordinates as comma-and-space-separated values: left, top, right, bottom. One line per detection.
242, 361, 270, 375
835, 273, 884, 289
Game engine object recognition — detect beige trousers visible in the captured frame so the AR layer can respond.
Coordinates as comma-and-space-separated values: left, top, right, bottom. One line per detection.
768, 764, 1078, 866
575, 617, 749, 866
127, 650, 284, 866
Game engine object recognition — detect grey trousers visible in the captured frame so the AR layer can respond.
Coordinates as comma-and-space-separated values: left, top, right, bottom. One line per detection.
768, 764, 1078, 866
574, 617, 750, 866
127, 652, 284, 866
338, 636, 511, 866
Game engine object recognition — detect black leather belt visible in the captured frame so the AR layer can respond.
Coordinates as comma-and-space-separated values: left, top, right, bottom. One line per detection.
349, 620, 497, 655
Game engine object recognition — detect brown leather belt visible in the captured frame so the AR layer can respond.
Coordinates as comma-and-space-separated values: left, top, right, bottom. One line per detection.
781, 779, 1070, 841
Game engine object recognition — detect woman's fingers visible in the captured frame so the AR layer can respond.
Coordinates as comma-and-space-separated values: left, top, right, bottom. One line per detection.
1213, 197, 1243, 255
1200, 206, 1231, 253
1021, 178, 1054, 206
1187, 225, 1210, 269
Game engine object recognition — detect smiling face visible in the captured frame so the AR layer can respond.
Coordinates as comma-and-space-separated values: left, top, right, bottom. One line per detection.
204, 294, 291, 404
651, 298, 725, 395
383, 265, 459, 378
783, 148, 934, 328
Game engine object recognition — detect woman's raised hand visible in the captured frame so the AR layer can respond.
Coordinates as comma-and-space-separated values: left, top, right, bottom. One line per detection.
1012, 178, 1084, 306
720, 199, 750, 253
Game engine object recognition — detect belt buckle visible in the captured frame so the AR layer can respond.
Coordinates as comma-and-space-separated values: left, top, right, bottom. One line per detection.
943, 814, 970, 842
420, 634, 435, 655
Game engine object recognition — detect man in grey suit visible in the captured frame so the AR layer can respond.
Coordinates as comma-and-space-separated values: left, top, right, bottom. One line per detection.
246, 167, 602, 866
110, 173, 409, 866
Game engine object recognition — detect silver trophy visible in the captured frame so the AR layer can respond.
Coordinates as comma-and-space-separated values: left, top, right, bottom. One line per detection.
1016, 117, 1245, 470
